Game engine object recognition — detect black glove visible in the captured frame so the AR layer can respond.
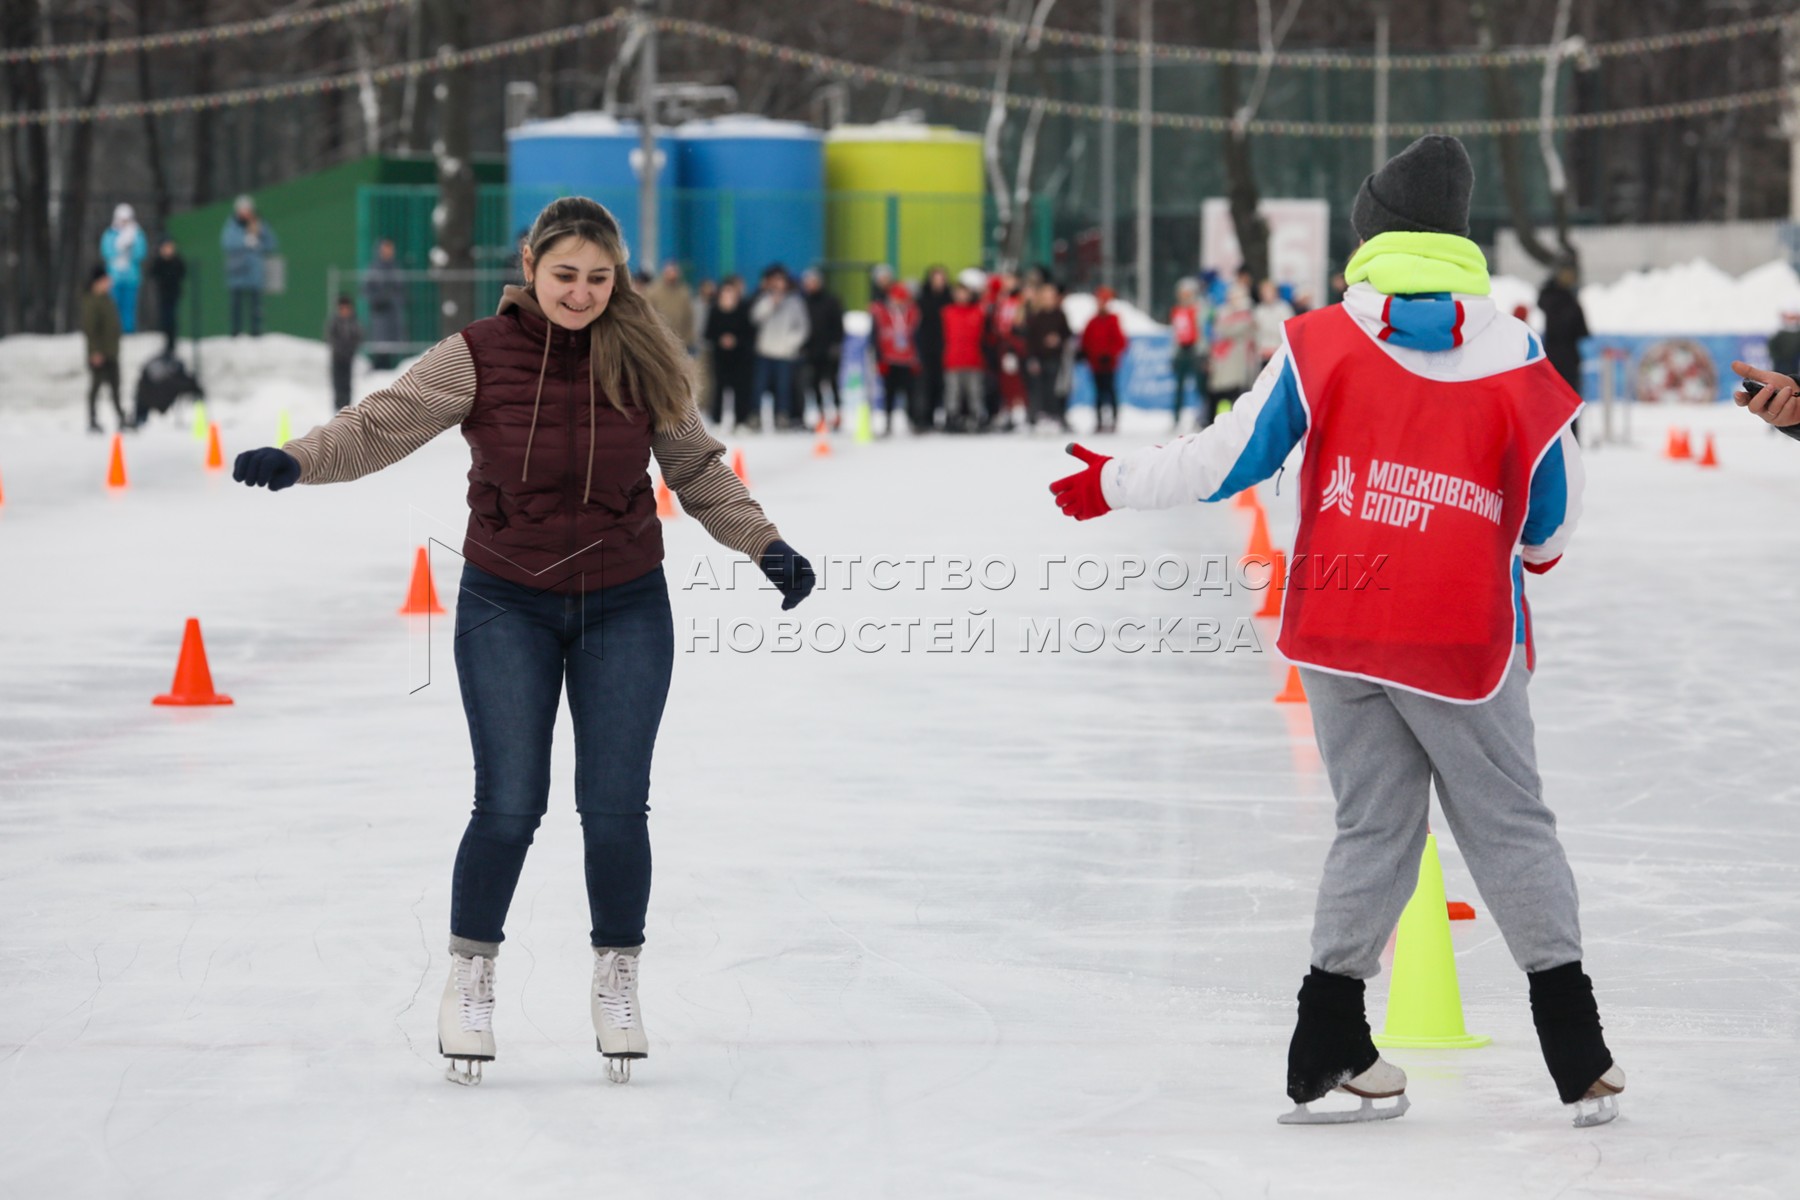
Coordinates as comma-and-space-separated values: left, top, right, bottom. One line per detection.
233, 447, 301, 491
758, 539, 816, 611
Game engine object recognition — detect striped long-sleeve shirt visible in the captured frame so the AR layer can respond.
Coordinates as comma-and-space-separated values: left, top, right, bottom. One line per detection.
283, 333, 782, 562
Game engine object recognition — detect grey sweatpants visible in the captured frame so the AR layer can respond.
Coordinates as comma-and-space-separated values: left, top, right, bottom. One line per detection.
1302, 662, 1583, 979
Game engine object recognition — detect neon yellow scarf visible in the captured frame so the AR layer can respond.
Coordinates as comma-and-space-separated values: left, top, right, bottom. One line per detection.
1345, 231, 1491, 297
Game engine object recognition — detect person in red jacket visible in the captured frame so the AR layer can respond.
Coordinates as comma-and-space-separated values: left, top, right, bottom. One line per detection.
871, 282, 921, 436
1080, 286, 1129, 434
985, 273, 1028, 431
940, 280, 989, 432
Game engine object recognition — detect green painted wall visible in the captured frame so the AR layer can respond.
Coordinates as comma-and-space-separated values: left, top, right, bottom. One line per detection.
165, 155, 504, 340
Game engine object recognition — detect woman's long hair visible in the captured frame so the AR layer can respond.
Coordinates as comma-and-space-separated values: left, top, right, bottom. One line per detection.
522, 196, 693, 431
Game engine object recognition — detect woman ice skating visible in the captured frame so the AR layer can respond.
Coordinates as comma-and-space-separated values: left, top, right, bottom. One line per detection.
231, 197, 816, 1086
1049, 135, 1623, 1128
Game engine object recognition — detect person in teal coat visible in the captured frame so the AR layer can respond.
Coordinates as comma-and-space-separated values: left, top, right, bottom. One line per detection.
220, 194, 279, 336
100, 204, 147, 333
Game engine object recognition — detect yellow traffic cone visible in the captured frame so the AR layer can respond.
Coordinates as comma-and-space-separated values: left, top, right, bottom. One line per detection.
191, 399, 209, 442
1373, 834, 1491, 1049
276, 409, 292, 448
853, 400, 874, 445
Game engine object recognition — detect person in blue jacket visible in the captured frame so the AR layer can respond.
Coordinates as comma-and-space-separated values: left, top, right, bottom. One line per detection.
100, 204, 147, 334
221, 195, 279, 337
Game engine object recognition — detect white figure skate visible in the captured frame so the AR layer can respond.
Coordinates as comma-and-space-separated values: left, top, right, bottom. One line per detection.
592, 948, 647, 1084
1571, 1063, 1626, 1128
1278, 1058, 1410, 1125
438, 952, 496, 1086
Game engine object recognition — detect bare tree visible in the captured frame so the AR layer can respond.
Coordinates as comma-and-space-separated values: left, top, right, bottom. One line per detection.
1470, 0, 1573, 268
2, 0, 54, 332
49, 2, 111, 331
431, 0, 475, 336
1213, 0, 1304, 286
185, 0, 213, 206
134, 0, 173, 235
982, 0, 1059, 271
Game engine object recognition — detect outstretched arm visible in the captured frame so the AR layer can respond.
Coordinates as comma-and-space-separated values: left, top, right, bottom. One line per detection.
283, 335, 474, 484
652, 408, 814, 609
1100, 346, 1308, 511
651, 408, 781, 560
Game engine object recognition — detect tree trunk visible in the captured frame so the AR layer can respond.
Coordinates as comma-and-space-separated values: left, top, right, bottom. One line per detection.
2, 0, 55, 332
1213, 5, 1269, 285
1470, 0, 1562, 268
51, 9, 109, 333
135, 1, 172, 236
401, 0, 432, 154
187, 0, 214, 205
432, 0, 475, 336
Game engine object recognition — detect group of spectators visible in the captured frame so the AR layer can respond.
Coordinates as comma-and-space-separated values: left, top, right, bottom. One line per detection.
639, 262, 845, 435
82, 194, 285, 431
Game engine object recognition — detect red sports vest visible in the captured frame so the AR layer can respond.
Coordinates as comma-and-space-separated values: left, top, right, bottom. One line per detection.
1276, 305, 1580, 702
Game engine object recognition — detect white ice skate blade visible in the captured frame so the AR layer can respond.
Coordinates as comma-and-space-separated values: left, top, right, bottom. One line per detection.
1571, 1094, 1618, 1128
1277, 1093, 1409, 1125
443, 1060, 484, 1087
598, 1038, 644, 1084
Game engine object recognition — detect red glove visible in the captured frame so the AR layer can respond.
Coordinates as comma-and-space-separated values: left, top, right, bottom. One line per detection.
1049, 443, 1113, 521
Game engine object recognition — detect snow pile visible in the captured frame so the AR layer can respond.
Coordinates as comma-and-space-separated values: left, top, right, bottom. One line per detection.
1477, 260, 1800, 337
1063, 293, 1166, 336
0, 332, 411, 433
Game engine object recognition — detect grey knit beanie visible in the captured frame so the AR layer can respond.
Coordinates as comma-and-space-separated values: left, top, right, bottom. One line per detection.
1351, 135, 1474, 240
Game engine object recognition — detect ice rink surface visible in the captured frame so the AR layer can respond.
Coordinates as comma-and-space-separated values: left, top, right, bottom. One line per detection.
3, 345, 1798, 1198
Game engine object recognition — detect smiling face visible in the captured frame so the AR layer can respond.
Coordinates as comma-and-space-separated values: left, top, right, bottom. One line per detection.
525, 235, 615, 330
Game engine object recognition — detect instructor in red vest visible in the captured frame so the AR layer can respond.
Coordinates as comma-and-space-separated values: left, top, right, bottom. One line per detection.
1050, 136, 1623, 1127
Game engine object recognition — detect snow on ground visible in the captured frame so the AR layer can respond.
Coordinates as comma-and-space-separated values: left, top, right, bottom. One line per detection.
2, 362, 1799, 1198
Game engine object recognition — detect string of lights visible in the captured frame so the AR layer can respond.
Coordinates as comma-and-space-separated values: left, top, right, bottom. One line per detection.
0, 9, 1786, 140
0, 0, 413, 66
852, 0, 1796, 71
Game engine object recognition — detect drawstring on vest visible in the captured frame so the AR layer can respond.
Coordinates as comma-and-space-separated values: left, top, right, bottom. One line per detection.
585, 369, 596, 505
511, 291, 601, 506
520, 317, 552, 483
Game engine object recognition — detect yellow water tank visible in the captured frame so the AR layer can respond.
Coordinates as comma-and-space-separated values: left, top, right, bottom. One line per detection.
824, 124, 985, 297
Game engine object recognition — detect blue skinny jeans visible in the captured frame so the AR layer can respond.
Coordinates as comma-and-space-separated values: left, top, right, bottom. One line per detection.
448, 562, 673, 954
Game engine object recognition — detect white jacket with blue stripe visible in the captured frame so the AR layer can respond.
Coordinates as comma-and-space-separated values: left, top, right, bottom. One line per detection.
1100, 283, 1584, 638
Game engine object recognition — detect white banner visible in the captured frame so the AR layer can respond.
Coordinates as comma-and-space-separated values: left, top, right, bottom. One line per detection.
1201, 198, 1331, 307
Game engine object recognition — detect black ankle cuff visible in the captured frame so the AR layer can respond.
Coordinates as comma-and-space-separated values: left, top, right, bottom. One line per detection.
1527, 961, 1614, 1104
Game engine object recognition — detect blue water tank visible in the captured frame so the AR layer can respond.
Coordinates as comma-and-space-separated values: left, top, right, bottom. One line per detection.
506, 113, 676, 270
675, 117, 824, 282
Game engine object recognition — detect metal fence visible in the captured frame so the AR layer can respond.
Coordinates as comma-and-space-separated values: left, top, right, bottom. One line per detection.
324, 267, 518, 359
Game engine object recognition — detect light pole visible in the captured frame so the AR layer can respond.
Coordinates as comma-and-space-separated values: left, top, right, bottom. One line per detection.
635, 0, 660, 270
1135, 0, 1153, 311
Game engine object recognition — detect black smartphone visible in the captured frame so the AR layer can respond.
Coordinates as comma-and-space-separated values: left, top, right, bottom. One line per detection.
1741, 378, 1764, 399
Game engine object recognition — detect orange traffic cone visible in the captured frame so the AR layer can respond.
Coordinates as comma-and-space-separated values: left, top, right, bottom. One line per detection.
730, 446, 752, 487
0, 464, 6, 508
153, 618, 234, 706
397, 546, 445, 615
1447, 901, 1477, 921
1670, 428, 1692, 460
1234, 485, 1259, 511
656, 476, 678, 518
1275, 664, 1307, 704
812, 417, 832, 458
106, 433, 128, 488
1242, 505, 1274, 565
1696, 432, 1718, 467
1257, 547, 1287, 618
205, 422, 224, 470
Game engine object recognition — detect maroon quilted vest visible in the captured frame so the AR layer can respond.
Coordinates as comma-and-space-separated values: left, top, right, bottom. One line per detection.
458, 307, 662, 594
